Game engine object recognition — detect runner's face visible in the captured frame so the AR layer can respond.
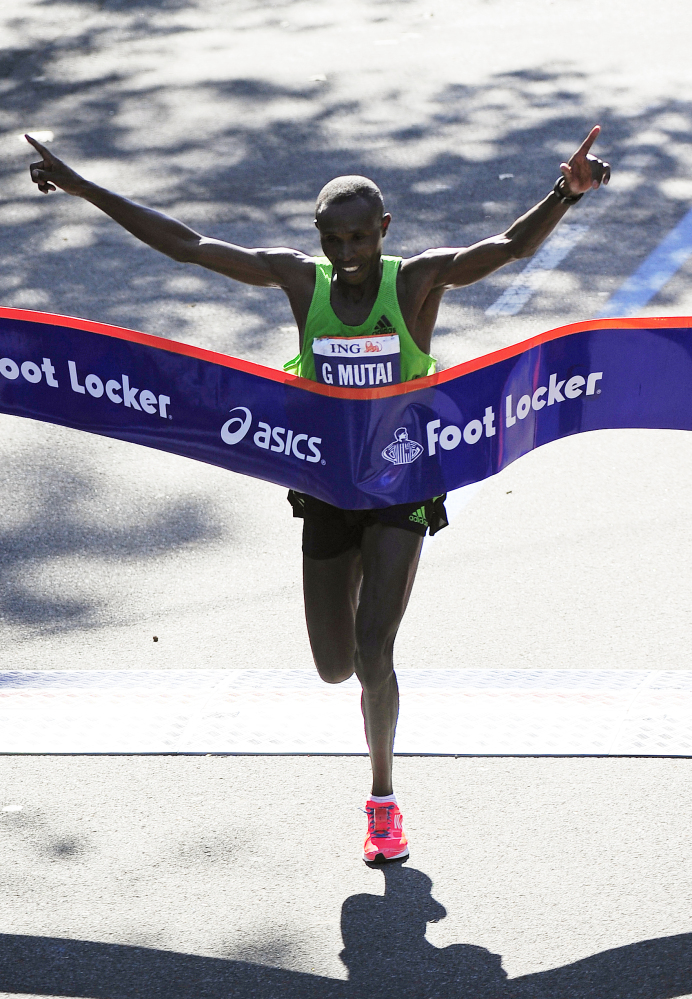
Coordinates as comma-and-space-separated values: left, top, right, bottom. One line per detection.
315, 197, 391, 285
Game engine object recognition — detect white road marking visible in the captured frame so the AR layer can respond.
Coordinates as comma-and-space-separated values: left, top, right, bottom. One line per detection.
597, 205, 692, 317
485, 223, 590, 316
2, 669, 692, 756
485, 159, 648, 317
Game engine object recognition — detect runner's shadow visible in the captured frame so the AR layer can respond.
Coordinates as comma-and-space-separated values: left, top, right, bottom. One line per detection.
0, 869, 691, 999
340, 864, 692, 999
1, 875, 692, 999
341, 865, 507, 998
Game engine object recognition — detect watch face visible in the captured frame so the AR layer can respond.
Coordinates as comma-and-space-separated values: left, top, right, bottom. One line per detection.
554, 178, 581, 203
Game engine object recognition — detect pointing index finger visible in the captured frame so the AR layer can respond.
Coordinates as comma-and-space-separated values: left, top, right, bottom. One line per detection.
574, 125, 601, 159
25, 134, 53, 160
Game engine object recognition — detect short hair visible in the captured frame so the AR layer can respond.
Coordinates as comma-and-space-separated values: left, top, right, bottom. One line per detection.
315, 175, 384, 218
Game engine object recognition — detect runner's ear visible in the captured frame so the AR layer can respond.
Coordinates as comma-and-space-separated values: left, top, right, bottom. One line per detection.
381, 213, 392, 236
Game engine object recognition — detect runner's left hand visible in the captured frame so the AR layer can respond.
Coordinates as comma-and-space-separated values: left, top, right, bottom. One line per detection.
560, 125, 611, 196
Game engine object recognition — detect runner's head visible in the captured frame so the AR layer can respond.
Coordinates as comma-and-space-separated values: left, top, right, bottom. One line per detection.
315, 176, 391, 285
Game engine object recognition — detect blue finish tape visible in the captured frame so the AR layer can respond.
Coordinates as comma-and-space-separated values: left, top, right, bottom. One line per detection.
0, 308, 690, 509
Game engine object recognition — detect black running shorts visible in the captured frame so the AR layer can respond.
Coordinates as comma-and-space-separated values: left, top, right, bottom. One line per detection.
287, 490, 448, 561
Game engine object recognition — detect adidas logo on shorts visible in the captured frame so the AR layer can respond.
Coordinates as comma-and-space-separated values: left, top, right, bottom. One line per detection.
408, 505, 428, 527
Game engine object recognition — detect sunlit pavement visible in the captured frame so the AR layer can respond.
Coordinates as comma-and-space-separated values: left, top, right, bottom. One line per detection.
2, 756, 692, 996
2, 0, 692, 995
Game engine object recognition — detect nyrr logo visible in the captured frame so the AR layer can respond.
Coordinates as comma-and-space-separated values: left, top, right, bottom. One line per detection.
220, 407, 322, 463
382, 427, 424, 466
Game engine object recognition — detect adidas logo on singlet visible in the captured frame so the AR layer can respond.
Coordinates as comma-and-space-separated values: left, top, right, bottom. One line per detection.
373, 314, 397, 336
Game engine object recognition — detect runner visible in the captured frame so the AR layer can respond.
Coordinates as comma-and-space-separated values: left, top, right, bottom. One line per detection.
27, 127, 610, 863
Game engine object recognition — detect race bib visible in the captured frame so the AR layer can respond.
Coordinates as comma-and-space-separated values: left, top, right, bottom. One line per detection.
312, 333, 401, 387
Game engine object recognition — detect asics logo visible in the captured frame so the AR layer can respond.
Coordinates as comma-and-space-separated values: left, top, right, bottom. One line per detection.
220, 406, 322, 463
221, 406, 252, 445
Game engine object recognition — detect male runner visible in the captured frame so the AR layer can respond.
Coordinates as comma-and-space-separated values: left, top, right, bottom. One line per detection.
27, 127, 610, 863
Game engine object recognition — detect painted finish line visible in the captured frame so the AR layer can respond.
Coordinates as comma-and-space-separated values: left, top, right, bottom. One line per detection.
1, 669, 692, 755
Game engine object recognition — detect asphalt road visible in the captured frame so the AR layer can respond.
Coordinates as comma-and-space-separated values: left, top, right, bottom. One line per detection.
2, 0, 692, 996
3, 755, 692, 999
2, 0, 692, 674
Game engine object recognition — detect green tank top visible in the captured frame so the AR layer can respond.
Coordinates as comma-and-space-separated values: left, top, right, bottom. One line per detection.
283, 255, 435, 388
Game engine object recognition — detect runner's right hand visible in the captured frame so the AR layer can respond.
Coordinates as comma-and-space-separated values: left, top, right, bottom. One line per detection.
26, 134, 85, 195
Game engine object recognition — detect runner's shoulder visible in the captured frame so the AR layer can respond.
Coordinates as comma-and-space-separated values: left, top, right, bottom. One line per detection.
399, 247, 465, 290
256, 246, 316, 289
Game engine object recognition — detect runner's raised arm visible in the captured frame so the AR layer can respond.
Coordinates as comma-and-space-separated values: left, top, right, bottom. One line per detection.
403, 125, 611, 293
25, 135, 311, 291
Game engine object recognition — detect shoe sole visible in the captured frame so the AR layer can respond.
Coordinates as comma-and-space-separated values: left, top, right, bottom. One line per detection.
363, 849, 409, 864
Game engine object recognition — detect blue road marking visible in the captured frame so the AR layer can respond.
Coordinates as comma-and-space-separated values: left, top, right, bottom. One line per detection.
597, 206, 692, 318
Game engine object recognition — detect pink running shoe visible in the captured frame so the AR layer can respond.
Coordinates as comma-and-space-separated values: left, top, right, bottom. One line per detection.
363, 799, 409, 863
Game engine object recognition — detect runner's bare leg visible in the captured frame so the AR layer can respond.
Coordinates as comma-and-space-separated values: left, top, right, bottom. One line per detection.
356, 525, 422, 794
303, 547, 362, 684
303, 524, 423, 795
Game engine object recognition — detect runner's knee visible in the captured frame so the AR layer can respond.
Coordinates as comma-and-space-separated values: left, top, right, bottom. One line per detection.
312, 654, 354, 685
354, 636, 394, 690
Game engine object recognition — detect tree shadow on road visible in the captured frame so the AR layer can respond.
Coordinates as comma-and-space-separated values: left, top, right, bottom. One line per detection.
1, 863, 691, 999
3, 4, 692, 359
0, 442, 223, 633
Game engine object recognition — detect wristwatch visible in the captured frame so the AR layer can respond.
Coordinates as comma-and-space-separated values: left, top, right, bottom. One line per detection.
553, 177, 583, 204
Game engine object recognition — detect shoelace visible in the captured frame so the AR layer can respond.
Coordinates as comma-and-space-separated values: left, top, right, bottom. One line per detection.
367, 804, 393, 839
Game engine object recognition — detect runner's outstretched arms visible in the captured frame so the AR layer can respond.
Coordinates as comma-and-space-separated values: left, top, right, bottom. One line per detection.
26, 127, 610, 312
